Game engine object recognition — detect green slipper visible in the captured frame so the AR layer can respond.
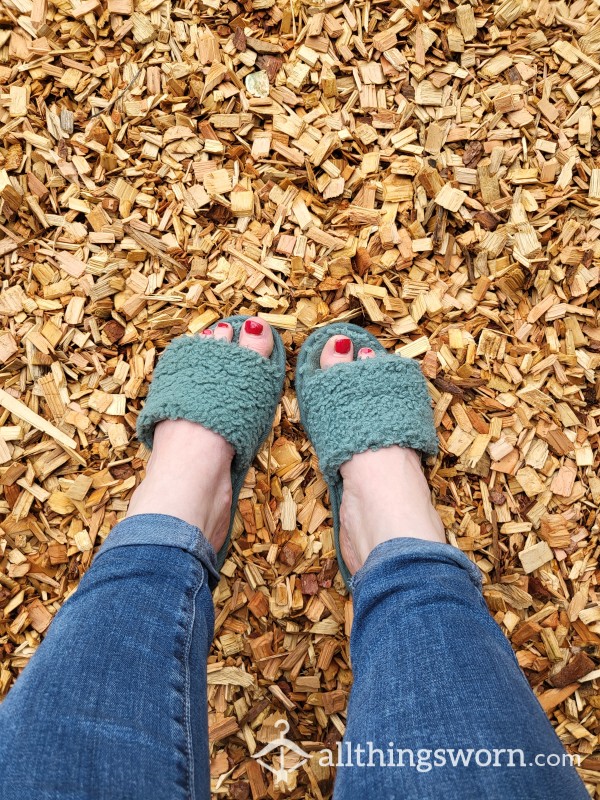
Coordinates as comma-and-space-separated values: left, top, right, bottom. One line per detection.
136, 316, 286, 573
295, 323, 438, 589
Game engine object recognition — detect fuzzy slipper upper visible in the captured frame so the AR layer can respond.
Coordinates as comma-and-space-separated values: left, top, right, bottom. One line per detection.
295, 322, 438, 588
136, 316, 286, 576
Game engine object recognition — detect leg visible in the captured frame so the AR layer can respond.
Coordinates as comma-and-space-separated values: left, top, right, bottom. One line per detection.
334, 538, 588, 799
0, 514, 218, 800
0, 318, 278, 800
315, 336, 588, 799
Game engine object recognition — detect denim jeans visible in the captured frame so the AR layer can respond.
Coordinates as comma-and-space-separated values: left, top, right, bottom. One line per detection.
0, 514, 588, 799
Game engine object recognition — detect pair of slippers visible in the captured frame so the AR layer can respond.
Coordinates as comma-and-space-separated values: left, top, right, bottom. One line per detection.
136, 317, 438, 589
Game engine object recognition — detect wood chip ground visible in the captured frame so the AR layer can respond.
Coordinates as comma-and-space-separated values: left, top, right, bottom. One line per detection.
1, 0, 600, 796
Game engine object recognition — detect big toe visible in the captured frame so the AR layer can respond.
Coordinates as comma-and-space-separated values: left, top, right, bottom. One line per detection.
238, 317, 274, 358
320, 335, 354, 369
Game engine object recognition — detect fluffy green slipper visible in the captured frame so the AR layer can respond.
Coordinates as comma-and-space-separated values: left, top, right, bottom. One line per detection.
295, 323, 438, 589
136, 316, 286, 572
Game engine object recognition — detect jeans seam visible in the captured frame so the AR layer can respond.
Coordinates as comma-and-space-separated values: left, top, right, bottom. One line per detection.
183, 570, 204, 800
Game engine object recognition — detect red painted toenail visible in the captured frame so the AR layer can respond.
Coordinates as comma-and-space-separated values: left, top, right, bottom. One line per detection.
201, 329, 213, 336
244, 319, 263, 336
334, 337, 352, 354
217, 322, 229, 329
361, 348, 374, 355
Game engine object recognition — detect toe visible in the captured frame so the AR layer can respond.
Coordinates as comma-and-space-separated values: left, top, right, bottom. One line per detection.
238, 316, 274, 358
201, 329, 213, 337
320, 335, 354, 369
357, 347, 375, 360
213, 321, 233, 342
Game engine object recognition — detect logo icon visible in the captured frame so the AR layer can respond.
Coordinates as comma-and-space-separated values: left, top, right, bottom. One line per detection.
252, 719, 311, 788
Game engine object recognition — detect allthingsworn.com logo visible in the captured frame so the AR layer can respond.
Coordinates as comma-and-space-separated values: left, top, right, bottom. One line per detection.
251, 719, 582, 789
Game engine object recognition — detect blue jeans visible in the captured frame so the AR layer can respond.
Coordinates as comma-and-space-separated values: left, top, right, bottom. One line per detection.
0, 514, 587, 799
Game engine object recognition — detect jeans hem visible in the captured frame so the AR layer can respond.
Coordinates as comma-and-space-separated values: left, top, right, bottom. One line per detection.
348, 537, 482, 593
95, 513, 221, 590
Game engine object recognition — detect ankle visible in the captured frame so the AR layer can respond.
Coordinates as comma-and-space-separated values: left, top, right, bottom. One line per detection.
339, 446, 445, 570
127, 420, 234, 549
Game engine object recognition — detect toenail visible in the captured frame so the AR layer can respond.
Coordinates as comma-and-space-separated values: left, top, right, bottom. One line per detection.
244, 319, 263, 336
217, 322, 229, 329
201, 329, 213, 336
360, 347, 374, 355
334, 337, 352, 354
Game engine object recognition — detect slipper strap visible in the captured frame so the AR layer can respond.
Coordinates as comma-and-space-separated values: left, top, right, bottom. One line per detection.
137, 334, 283, 474
299, 355, 438, 479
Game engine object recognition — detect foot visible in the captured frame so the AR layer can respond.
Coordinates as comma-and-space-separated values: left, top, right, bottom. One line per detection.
319, 335, 446, 575
126, 318, 274, 552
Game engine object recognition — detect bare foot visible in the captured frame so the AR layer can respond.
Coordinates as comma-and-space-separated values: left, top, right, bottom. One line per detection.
126, 318, 274, 552
319, 335, 446, 575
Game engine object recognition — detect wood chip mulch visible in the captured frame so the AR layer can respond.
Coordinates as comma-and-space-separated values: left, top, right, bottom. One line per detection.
1, 0, 600, 796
